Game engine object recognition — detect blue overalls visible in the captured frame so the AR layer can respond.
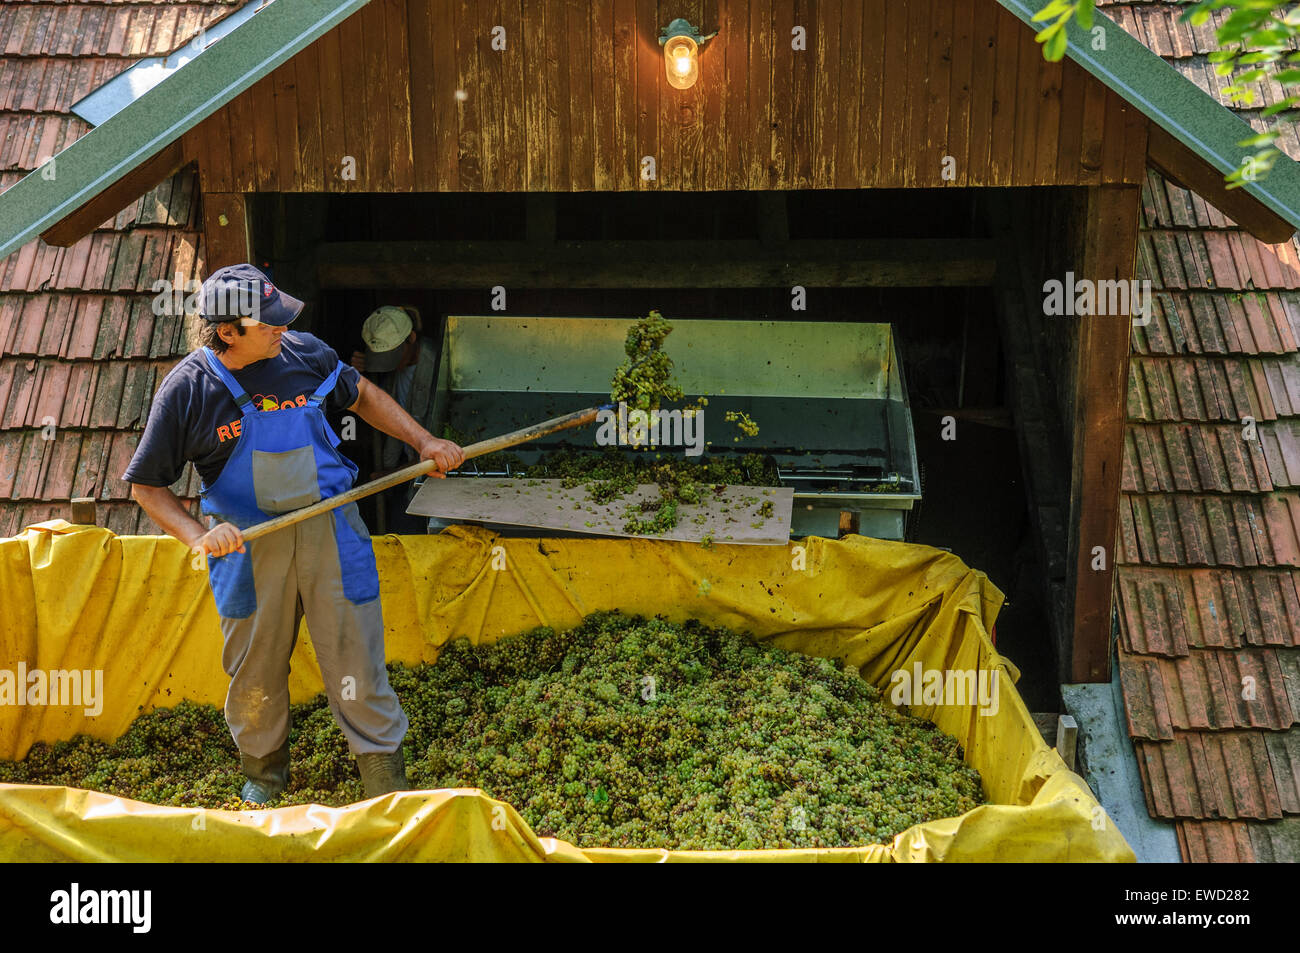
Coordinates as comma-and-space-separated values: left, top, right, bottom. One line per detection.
198, 347, 408, 759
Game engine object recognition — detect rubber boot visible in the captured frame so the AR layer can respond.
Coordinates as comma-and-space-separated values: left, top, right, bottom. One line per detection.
239, 740, 290, 805
356, 750, 409, 799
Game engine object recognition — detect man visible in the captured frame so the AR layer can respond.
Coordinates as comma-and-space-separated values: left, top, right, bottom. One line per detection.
123, 264, 465, 805
350, 305, 439, 534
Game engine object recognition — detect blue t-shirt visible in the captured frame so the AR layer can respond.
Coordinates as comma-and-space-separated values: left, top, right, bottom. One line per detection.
122, 331, 361, 490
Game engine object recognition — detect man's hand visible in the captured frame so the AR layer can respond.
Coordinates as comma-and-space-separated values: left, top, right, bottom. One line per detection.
194, 522, 246, 557
417, 437, 465, 479
131, 483, 238, 561
350, 350, 367, 372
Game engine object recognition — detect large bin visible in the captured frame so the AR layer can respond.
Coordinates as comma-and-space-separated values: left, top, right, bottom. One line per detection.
0, 520, 1133, 862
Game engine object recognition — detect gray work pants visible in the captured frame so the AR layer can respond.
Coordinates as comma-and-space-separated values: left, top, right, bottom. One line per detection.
214, 504, 408, 758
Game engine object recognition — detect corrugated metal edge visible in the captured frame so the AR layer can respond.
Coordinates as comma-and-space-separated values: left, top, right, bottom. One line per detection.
999, 0, 1300, 235
0, 0, 371, 261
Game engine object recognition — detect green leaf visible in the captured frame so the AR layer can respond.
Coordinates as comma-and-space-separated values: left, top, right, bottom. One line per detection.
1261, 98, 1299, 118
1032, 0, 1073, 24
1076, 0, 1095, 32
1035, 22, 1062, 43
1222, 9, 1268, 36
1237, 131, 1280, 147
1252, 30, 1291, 47
1046, 27, 1068, 62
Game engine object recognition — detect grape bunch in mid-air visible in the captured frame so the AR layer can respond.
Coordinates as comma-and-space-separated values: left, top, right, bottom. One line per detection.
610, 310, 685, 412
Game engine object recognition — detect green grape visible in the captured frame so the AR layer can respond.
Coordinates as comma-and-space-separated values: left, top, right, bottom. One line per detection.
515, 446, 779, 537
724, 410, 760, 438
0, 613, 984, 851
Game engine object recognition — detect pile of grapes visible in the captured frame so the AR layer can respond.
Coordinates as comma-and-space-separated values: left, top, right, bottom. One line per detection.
0, 699, 251, 810
440, 440, 779, 537
523, 446, 779, 536
0, 612, 984, 850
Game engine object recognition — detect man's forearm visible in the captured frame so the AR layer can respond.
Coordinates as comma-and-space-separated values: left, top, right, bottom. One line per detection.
131, 484, 209, 548
351, 379, 432, 453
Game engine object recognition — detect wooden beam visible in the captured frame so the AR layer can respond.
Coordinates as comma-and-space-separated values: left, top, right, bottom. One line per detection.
70, 497, 96, 526
1147, 125, 1295, 244
202, 192, 251, 271
262, 193, 328, 335
1056, 714, 1078, 772
989, 194, 1074, 680
525, 193, 556, 245
757, 193, 789, 247
316, 238, 999, 288
39, 142, 187, 247
1068, 185, 1140, 684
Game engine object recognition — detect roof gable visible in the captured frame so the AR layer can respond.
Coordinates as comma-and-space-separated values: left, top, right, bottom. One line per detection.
0, 0, 366, 260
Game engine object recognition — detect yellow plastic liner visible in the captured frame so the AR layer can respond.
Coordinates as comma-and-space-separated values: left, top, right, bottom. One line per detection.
0, 520, 1134, 862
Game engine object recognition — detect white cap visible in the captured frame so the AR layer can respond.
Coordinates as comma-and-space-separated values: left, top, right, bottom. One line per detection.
361, 306, 413, 372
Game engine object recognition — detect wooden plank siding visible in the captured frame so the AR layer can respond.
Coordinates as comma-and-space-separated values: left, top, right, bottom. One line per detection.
181, 0, 1147, 193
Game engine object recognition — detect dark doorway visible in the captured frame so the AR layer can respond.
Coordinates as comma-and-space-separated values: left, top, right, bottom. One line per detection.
250, 187, 1059, 706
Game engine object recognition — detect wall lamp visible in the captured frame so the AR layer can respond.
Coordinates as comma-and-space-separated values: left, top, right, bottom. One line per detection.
658, 18, 718, 90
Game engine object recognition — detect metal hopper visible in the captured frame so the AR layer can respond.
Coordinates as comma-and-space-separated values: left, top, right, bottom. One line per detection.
407, 316, 920, 540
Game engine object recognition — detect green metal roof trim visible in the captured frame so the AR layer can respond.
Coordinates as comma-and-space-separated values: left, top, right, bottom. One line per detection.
999, 0, 1300, 232
0, 0, 373, 262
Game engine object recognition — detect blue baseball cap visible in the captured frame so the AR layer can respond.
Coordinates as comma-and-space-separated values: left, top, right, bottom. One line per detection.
200, 263, 304, 326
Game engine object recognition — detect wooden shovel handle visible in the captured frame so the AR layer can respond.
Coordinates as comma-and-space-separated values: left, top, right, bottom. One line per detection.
237, 406, 603, 543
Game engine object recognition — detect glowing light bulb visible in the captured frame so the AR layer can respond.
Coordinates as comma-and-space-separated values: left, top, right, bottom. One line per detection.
663, 35, 700, 90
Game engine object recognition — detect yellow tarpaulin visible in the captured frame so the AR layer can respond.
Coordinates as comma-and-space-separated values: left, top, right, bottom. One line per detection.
0, 520, 1134, 862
